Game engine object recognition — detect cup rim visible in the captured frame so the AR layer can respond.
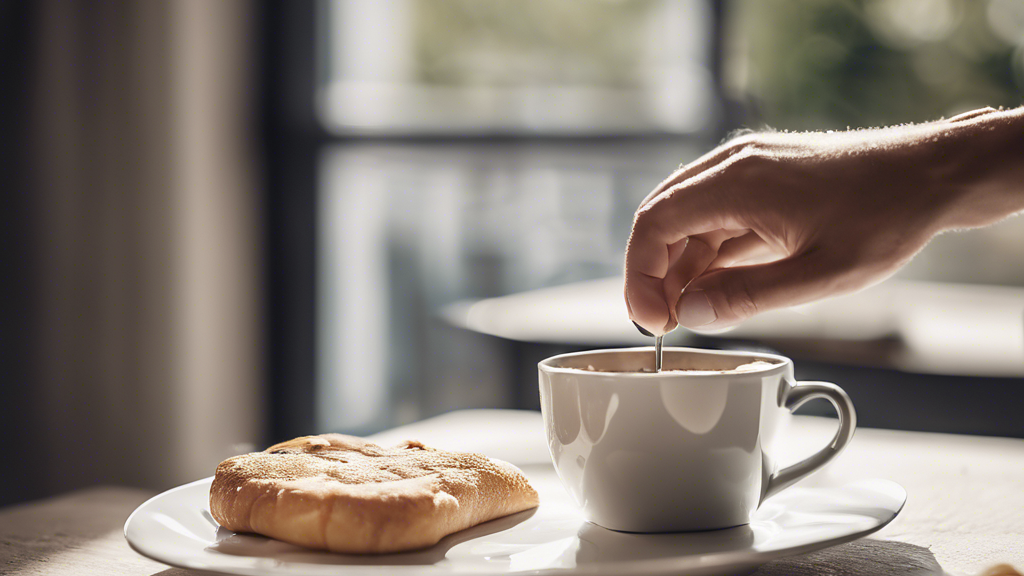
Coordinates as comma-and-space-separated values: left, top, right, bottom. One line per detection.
537, 346, 791, 378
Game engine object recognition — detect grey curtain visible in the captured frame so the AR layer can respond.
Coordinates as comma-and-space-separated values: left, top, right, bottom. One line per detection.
1, 0, 264, 505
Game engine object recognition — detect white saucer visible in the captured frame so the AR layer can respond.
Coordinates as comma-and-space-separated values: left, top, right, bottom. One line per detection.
125, 466, 905, 576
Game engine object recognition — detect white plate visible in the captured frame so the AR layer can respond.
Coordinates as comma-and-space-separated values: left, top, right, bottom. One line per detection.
125, 467, 905, 576
125, 467, 905, 573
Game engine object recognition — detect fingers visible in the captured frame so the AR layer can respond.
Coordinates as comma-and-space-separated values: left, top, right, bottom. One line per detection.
660, 237, 716, 333
707, 232, 776, 270
624, 186, 730, 335
661, 230, 748, 332
625, 145, 762, 335
676, 253, 841, 332
624, 266, 674, 335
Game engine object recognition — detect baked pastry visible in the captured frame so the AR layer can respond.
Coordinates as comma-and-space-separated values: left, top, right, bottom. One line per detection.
209, 434, 539, 554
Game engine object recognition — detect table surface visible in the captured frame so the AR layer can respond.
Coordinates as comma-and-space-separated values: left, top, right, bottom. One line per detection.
3, 411, 1022, 576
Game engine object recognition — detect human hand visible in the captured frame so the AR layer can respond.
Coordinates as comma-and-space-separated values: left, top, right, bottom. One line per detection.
624, 107, 1024, 335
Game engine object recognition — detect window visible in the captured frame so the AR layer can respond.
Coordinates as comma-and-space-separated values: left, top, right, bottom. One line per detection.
319, 0, 715, 135
312, 0, 722, 432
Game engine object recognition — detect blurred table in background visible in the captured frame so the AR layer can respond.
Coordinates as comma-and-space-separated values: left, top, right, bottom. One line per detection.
443, 278, 1024, 437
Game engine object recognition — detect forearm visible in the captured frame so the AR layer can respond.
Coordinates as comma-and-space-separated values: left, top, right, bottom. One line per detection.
930, 107, 1024, 231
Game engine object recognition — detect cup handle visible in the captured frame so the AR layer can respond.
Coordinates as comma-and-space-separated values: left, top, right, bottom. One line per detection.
763, 380, 857, 501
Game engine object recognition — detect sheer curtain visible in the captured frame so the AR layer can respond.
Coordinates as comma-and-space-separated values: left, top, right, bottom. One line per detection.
4, 0, 263, 504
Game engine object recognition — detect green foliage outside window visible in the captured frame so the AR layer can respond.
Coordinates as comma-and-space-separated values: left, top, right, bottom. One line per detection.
412, 0, 660, 87
731, 0, 1024, 130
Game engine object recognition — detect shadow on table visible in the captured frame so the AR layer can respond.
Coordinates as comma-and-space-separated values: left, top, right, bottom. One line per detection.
752, 538, 944, 576
573, 520, 756, 565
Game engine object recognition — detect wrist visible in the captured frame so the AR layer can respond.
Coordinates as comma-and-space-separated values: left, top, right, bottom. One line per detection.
925, 107, 1024, 231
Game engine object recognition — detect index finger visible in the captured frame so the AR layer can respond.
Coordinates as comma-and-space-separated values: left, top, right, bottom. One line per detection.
624, 183, 735, 334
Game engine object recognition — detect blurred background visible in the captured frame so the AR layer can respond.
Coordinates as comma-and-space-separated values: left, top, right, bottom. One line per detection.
1, 0, 1022, 507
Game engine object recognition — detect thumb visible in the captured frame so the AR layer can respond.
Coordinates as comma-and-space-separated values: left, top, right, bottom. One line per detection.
676, 254, 836, 331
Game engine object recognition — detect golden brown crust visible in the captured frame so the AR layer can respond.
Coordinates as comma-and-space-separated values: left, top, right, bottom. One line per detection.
209, 434, 539, 554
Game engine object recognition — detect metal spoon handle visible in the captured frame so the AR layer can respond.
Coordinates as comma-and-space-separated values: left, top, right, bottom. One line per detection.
655, 335, 663, 372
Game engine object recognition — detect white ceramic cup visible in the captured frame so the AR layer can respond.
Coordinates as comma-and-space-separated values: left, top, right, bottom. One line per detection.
538, 347, 856, 533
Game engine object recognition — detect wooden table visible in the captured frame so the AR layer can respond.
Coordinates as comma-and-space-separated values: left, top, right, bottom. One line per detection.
3, 412, 1022, 576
